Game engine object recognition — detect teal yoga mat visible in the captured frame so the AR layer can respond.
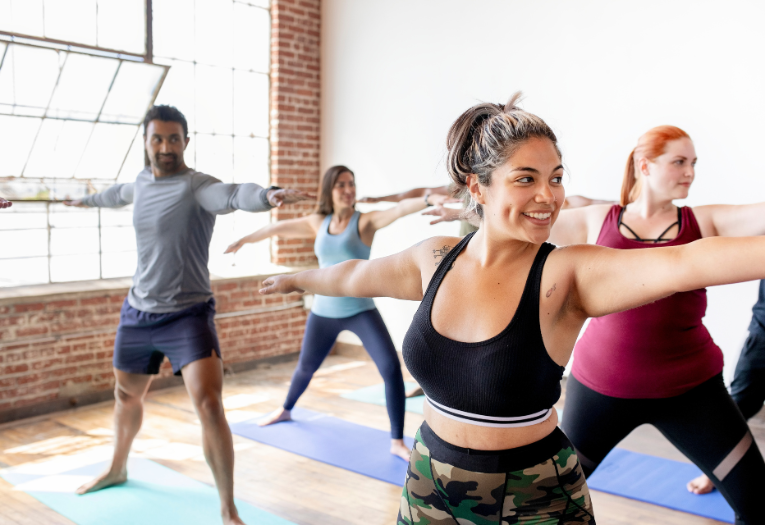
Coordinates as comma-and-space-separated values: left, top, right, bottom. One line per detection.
341, 382, 425, 414
0, 457, 294, 525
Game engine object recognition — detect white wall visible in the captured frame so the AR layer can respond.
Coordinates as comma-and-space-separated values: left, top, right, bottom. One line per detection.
321, 0, 765, 383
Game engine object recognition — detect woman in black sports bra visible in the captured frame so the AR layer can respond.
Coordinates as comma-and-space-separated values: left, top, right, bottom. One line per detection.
260, 94, 765, 524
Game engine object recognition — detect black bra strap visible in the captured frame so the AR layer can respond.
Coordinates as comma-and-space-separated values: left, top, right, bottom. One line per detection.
619, 206, 682, 243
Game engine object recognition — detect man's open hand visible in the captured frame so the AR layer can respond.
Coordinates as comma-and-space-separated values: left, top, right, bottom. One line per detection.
267, 189, 316, 208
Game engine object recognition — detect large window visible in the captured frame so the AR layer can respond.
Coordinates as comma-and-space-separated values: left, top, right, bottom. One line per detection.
0, 0, 271, 287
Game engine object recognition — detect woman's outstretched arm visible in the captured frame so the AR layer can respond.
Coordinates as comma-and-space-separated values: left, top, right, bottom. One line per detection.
570, 236, 765, 318
694, 202, 765, 238
259, 236, 456, 301
225, 214, 322, 254
361, 196, 451, 234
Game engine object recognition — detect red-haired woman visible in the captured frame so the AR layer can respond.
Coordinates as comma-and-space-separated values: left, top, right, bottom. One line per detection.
549, 125, 765, 523
226, 165, 446, 460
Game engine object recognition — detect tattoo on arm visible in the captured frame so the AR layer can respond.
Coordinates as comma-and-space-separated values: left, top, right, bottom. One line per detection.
545, 283, 557, 298
433, 245, 453, 267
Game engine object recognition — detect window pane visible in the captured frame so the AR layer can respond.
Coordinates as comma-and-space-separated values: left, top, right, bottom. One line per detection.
117, 133, 146, 182
153, 59, 195, 132
43, 0, 97, 46
96, 0, 146, 54
0, 202, 47, 230
195, 134, 233, 182
101, 206, 133, 227
0, 0, 45, 37
0, 45, 61, 111
100, 225, 136, 253
152, 0, 194, 62
101, 250, 136, 278
100, 62, 166, 124
195, 65, 233, 134
234, 71, 268, 138
233, 136, 269, 186
50, 253, 100, 282
48, 53, 118, 120
49, 205, 98, 228
24, 120, 94, 178
195, 0, 233, 68
0, 116, 41, 177
0, 257, 48, 287
236, 0, 269, 7
76, 123, 139, 180
233, 3, 270, 73
50, 226, 99, 256
0, 229, 47, 258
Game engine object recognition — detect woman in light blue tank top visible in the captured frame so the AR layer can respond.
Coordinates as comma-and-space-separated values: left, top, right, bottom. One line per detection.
226, 165, 447, 460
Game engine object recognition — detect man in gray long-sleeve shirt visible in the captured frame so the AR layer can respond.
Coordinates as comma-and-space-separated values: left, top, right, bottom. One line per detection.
66, 105, 313, 525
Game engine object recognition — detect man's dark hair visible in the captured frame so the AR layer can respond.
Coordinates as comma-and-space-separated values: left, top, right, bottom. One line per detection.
143, 105, 188, 138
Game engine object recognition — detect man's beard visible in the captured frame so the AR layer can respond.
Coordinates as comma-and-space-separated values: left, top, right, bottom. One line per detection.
153, 153, 182, 174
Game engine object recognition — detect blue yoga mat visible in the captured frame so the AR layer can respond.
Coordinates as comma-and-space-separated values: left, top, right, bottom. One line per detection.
341, 382, 425, 414
231, 407, 413, 485
588, 448, 734, 523
0, 457, 294, 525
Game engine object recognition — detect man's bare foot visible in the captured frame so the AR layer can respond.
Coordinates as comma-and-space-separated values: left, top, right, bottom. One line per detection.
405, 385, 424, 398
687, 474, 715, 495
391, 439, 411, 461
76, 468, 127, 494
258, 408, 291, 426
222, 508, 246, 525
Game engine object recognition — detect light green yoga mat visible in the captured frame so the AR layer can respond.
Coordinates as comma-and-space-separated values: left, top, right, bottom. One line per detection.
0, 456, 294, 525
341, 382, 425, 414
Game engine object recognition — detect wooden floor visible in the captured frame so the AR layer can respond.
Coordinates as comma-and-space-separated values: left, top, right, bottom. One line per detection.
0, 352, 760, 525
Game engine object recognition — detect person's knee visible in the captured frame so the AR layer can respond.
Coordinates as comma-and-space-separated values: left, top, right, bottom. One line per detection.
377, 355, 402, 380
114, 383, 143, 406
195, 392, 225, 422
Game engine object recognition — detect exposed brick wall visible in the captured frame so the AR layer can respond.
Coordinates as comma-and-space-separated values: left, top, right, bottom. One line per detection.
0, 276, 308, 421
270, 0, 321, 266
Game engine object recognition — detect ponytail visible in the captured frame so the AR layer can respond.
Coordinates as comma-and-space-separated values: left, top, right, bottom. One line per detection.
620, 149, 639, 206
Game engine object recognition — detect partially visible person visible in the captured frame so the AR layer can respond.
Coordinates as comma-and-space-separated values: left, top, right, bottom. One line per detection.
258, 94, 765, 524
0, 197, 11, 208
226, 166, 448, 460
550, 124, 765, 522
67, 105, 313, 525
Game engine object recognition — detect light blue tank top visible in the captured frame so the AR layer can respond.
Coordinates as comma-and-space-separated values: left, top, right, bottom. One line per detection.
311, 211, 376, 318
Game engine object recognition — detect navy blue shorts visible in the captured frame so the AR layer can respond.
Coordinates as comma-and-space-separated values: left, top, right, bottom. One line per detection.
113, 298, 221, 376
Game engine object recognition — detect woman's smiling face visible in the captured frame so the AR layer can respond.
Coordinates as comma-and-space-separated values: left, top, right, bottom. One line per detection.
471, 136, 565, 244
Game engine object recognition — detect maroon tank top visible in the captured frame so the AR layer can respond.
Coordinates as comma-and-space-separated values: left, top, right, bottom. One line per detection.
571, 205, 723, 399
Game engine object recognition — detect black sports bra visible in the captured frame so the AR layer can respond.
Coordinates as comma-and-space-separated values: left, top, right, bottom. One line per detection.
402, 233, 564, 427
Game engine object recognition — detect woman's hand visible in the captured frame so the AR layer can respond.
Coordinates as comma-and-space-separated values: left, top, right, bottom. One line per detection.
259, 274, 305, 295
422, 205, 463, 225
224, 236, 252, 254
0, 198, 11, 209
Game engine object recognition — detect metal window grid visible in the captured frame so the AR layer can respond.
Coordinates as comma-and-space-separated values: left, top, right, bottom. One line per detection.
0, 0, 272, 287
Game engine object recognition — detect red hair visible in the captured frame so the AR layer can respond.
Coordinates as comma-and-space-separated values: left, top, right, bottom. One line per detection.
621, 125, 690, 206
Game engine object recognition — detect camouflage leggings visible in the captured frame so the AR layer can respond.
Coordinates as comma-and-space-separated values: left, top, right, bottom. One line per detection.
398, 425, 595, 525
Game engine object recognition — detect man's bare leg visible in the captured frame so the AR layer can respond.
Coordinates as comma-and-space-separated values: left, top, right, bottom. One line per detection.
77, 370, 153, 494
183, 355, 245, 525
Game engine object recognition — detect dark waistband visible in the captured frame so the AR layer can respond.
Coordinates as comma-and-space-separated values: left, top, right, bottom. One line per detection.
419, 420, 571, 474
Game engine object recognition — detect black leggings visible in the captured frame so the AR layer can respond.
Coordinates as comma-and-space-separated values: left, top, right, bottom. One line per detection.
561, 373, 765, 525
283, 309, 406, 439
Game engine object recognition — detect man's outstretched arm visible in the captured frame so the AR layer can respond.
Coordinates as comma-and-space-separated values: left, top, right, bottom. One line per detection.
66, 184, 135, 208
193, 175, 314, 214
